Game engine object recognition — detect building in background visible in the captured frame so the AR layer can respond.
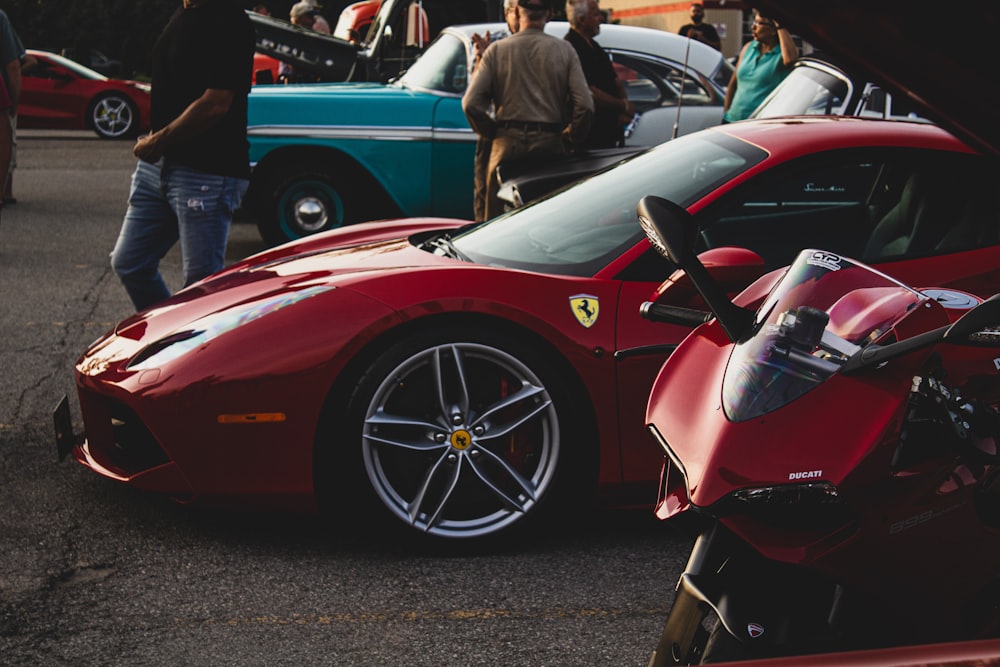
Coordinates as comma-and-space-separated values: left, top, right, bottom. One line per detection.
601, 1, 750, 59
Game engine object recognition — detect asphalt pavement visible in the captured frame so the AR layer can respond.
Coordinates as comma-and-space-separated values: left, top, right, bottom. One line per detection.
0, 130, 693, 666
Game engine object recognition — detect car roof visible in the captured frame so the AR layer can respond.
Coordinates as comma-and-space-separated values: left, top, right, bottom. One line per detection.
446, 21, 727, 76
715, 116, 976, 157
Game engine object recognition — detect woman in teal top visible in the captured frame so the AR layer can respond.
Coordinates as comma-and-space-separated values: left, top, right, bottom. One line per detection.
723, 12, 799, 122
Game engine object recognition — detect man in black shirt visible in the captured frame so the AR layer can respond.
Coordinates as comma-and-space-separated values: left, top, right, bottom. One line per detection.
565, 0, 633, 149
110, 0, 254, 312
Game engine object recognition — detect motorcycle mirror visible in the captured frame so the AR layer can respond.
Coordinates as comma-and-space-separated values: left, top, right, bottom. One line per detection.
637, 195, 754, 342
944, 293, 1000, 346
843, 294, 1000, 375
637, 194, 696, 264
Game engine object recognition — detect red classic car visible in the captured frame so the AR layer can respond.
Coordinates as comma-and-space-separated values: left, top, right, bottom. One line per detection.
55, 115, 1000, 546
20, 49, 150, 139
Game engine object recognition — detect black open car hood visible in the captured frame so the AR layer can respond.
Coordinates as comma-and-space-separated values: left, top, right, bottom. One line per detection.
751, 0, 997, 158
248, 10, 360, 82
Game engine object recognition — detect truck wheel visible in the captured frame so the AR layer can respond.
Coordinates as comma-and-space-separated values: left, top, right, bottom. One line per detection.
258, 169, 351, 246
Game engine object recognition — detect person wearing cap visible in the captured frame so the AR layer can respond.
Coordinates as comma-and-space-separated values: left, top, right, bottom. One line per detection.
279, 3, 326, 83
289, 2, 319, 29
294, 0, 331, 34
565, 0, 633, 149
109, 0, 255, 312
462, 0, 593, 220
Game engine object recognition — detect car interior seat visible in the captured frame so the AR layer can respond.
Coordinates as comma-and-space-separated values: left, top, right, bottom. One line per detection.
863, 171, 926, 259
863, 170, 956, 259
935, 187, 1000, 252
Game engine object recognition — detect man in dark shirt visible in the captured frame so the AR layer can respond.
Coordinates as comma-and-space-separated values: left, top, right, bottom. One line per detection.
110, 0, 254, 312
564, 0, 633, 149
678, 2, 721, 51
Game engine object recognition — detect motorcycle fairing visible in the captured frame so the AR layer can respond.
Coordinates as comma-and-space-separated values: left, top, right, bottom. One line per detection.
652, 523, 850, 664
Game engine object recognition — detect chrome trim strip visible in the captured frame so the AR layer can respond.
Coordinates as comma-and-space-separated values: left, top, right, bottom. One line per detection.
247, 125, 476, 143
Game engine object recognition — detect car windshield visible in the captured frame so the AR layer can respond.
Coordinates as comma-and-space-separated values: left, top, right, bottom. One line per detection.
397, 32, 472, 95
38, 52, 108, 81
722, 249, 928, 422
451, 132, 766, 276
752, 61, 851, 118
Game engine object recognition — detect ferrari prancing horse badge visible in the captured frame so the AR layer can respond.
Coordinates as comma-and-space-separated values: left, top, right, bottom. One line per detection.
570, 294, 599, 328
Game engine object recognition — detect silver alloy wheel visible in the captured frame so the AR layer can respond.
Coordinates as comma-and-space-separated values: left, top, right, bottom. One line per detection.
91, 94, 134, 139
361, 342, 560, 539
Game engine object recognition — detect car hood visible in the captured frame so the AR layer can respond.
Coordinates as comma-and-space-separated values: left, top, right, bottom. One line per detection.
751, 0, 996, 158
112, 219, 468, 343
248, 10, 359, 81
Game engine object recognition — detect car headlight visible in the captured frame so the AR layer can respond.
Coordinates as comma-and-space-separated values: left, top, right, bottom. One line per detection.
127, 285, 334, 370
732, 482, 840, 506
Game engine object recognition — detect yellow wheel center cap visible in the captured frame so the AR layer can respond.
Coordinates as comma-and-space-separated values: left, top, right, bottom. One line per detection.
450, 429, 472, 450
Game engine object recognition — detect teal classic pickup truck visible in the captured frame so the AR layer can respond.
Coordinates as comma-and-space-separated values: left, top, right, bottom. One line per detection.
244, 21, 731, 246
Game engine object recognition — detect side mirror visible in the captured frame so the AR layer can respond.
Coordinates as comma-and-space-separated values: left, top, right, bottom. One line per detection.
637, 195, 696, 265
843, 294, 1000, 375
651, 246, 765, 306
944, 294, 1000, 346
452, 64, 467, 92
637, 195, 754, 342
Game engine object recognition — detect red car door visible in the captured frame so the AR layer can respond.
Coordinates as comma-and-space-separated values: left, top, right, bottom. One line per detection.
20, 56, 88, 130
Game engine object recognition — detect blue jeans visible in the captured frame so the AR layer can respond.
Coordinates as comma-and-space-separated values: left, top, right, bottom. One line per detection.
110, 159, 248, 311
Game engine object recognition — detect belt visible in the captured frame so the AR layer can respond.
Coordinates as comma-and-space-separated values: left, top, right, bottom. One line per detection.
498, 120, 562, 133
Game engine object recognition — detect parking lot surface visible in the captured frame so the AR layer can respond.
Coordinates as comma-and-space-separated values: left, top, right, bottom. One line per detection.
0, 130, 690, 666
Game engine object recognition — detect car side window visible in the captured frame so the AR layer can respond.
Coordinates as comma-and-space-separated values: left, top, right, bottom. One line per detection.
862, 155, 1000, 261
25, 60, 59, 80
610, 52, 716, 112
397, 33, 468, 94
698, 150, 1000, 271
697, 153, 885, 270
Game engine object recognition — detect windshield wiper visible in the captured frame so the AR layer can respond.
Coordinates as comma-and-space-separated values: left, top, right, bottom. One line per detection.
423, 233, 471, 262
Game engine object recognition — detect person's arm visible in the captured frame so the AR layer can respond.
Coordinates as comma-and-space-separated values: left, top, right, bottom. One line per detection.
589, 83, 631, 116
471, 32, 491, 71
461, 52, 498, 139
565, 54, 595, 148
775, 22, 799, 66
723, 43, 749, 113
20, 52, 37, 74
5, 57, 20, 109
133, 88, 235, 163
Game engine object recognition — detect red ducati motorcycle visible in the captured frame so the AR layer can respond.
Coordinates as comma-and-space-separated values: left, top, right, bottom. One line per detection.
636, 196, 1000, 664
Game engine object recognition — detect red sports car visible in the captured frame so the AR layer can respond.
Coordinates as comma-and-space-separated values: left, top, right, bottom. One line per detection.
56, 117, 1000, 545
20, 49, 151, 139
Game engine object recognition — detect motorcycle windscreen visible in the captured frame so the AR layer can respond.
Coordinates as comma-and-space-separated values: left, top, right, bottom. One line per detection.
722, 249, 927, 422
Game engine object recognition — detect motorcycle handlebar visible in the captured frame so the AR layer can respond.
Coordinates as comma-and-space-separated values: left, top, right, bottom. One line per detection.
640, 301, 712, 327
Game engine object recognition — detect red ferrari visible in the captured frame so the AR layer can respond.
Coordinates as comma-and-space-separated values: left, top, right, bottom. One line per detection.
20, 49, 151, 139
56, 117, 1000, 545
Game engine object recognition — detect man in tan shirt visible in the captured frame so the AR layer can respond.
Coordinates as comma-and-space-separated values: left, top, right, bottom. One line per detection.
462, 0, 593, 220
469, 0, 520, 223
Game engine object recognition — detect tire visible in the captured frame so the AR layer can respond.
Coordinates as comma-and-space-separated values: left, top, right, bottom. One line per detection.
256, 169, 353, 247
328, 327, 587, 546
88, 92, 139, 139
